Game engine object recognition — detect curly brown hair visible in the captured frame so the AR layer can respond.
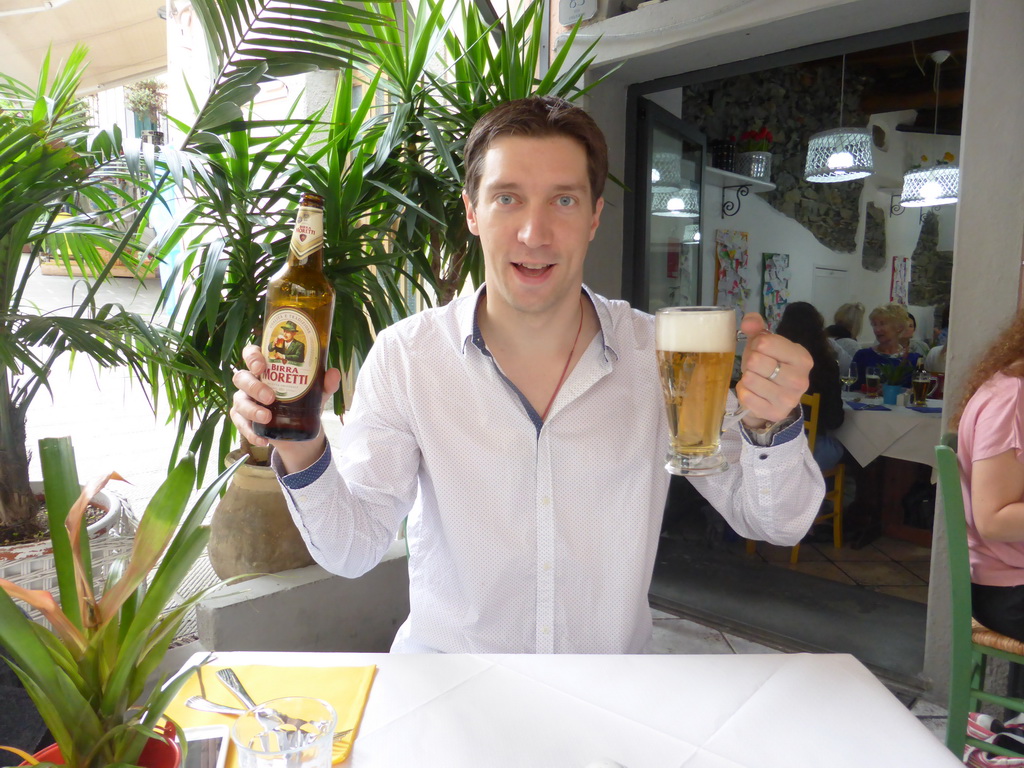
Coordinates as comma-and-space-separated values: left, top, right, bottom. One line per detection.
950, 307, 1024, 429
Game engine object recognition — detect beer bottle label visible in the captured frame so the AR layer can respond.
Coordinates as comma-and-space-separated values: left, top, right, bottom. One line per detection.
261, 308, 320, 402
289, 206, 323, 265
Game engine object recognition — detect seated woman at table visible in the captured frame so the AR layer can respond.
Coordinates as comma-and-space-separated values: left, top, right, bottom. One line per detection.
777, 302, 844, 472
851, 303, 922, 390
951, 307, 1024, 642
826, 302, 864, 372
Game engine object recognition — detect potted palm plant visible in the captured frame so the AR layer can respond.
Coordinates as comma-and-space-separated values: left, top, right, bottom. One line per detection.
0, 45, 178, 544
147, 0, 603, 577
0, 437, 243, 768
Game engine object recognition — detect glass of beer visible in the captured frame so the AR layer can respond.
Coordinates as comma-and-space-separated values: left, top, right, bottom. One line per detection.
864, 366, 881, 398
911, 369, 938, 406
656, 306, 743, 476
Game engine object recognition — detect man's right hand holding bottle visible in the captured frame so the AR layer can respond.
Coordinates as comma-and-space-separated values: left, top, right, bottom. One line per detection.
230, 344, 342, 474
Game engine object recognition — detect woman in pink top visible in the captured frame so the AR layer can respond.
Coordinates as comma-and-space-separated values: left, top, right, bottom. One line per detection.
952, 308, 1024, 641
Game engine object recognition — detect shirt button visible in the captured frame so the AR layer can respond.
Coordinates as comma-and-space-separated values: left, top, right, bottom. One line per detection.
541, 496, 551, 506
542, 626, 551, 635
543, 562, 552, 571
299, 494, 309, 502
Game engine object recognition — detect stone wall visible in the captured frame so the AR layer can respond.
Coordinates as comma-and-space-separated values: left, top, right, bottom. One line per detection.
909, 212, 953, 310
681, 61, 873, 255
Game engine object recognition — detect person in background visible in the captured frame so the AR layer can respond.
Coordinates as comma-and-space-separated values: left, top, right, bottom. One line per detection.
950, 307, 1024, 644
925, 338, 948, 375
934, 303, 950, 346
902, 312, 930, 357
776, 302, 844, 472
851, 303, 922, 390
825, 302, 864, 372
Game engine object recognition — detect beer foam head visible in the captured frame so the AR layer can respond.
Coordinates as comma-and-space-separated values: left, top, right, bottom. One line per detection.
656, 307, 736, 352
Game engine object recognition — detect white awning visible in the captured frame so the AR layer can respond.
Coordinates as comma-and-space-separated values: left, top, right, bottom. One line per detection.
0, 0, 167, 93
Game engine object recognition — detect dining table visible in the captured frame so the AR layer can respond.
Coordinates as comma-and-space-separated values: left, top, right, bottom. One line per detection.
834, 397, 943, 547
834, 397, 943, 469
170, 650, 960, 767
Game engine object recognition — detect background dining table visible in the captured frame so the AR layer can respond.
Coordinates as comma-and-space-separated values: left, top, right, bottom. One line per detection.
834, 398, 943, 469
834, 398, 943, 547
172, 650, 960, 767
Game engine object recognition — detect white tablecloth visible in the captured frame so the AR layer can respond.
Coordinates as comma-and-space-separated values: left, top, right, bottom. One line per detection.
180, 651, 959, 767
835, 399, 943, 468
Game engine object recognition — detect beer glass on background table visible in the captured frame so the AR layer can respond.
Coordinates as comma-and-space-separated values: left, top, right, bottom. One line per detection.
911, 369, 938, 406
656, 306, 745, 476
864, 366, 881, 398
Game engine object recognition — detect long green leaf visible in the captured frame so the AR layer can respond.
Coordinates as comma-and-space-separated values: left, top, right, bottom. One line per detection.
38, 436, 84, 628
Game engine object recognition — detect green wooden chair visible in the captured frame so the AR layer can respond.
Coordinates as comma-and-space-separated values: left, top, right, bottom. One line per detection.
935, 434, 1024, 757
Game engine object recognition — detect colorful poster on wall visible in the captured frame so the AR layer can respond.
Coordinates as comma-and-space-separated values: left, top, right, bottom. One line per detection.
890, 256, 909, 303
761, 252, 790, 330
714, 229, 750, 310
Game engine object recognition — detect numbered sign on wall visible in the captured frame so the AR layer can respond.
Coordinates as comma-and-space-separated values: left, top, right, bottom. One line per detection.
559, 0, 597, 26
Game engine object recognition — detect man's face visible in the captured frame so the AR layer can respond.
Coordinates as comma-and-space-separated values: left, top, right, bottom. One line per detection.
282, 330, 296, 340
463, 135, 603, 318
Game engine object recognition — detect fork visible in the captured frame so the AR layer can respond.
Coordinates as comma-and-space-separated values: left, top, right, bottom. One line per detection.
183, 698, 353, 741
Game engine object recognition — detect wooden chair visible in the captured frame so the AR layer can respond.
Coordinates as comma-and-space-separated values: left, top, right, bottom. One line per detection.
746, 392, 844, 563
935, 434, 1024, 758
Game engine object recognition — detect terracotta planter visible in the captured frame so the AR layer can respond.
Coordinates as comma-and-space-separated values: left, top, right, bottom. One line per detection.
207, 449, 315, 579
24, 723, 180, 768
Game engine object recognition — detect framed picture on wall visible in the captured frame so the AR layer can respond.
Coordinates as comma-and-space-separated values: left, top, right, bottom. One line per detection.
890, 256, 909, 303
714, 229, 750, 310
761, 252, 790, 330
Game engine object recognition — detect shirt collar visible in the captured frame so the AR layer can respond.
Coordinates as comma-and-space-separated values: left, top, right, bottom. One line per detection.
457, 283, 618, 363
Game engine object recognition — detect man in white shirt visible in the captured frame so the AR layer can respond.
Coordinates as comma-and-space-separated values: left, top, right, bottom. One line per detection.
230, 96, 824, 654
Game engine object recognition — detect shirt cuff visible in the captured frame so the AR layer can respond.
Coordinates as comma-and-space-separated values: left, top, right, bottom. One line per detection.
739, 407, 804, 447
273, 442, 332, 489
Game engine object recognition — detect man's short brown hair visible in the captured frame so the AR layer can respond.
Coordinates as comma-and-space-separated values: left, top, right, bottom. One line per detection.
463, 95, 608, 210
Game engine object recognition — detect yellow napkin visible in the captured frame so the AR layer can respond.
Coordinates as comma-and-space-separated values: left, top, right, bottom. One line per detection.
164, 664, 376, 765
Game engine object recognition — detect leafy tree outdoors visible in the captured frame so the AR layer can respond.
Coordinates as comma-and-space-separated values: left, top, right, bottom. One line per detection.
151, 0, 604, 481
0, 0, 605, 520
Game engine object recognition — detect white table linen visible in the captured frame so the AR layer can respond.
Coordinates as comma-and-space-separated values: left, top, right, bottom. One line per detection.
835, 399, 943, 468
181, 651, 959, 767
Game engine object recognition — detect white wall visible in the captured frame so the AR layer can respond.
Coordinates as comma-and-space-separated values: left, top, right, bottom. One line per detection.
697, 116, 958, 342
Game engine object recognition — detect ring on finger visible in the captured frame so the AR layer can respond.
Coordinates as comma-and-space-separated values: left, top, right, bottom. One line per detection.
767, 362, 782, 381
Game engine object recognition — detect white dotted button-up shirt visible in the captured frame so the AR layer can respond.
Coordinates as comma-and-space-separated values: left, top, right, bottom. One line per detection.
273, 285, 823, 654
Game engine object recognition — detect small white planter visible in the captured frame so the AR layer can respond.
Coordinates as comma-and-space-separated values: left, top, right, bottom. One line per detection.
0, 487, 134, 618
736, 151, 772, 182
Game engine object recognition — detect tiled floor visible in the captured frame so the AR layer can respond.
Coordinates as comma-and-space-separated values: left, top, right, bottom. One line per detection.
21, 266, 952, 751
746, 533, 933, 604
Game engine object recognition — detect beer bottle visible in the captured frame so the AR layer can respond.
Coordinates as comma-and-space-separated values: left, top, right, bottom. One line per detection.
254, 192, 336, 441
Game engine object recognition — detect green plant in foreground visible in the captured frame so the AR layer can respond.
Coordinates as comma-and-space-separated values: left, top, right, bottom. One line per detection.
0, 437, 243, 768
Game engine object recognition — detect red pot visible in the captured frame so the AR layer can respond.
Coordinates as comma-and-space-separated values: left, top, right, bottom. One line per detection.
23, 723, 180, 768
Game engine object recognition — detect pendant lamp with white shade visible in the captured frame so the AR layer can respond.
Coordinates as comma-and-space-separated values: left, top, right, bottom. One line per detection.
804, 55, 875, 183
900, 50, 960, 208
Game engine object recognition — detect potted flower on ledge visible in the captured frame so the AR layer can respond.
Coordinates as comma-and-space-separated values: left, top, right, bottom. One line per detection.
736, 126, 774, 182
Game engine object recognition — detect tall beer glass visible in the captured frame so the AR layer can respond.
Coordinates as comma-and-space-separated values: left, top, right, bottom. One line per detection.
656, 306, 740, 476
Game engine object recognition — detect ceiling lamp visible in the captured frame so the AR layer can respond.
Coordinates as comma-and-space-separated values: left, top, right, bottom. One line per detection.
804, 54, 874, 183
900, 50, 959, 208
652, 186, 699, 218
